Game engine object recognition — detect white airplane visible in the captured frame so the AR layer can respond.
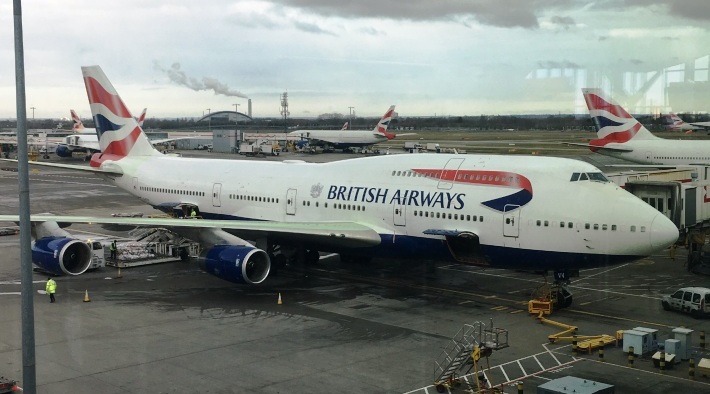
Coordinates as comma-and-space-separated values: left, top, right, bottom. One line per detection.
0, 66, 679, 308
662, 113, 710, 133
289, 105, 415, 151
56, 109, 148, 158
567, 89, 710, 166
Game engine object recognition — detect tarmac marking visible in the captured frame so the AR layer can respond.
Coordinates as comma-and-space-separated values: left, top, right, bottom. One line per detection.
0, 292, 21, 295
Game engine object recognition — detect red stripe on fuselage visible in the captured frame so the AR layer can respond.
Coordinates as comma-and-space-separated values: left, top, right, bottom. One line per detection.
412, 169, 532, 193
83, 76, 132, 118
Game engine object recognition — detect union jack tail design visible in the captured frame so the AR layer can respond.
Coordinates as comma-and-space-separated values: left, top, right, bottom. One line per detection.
374, 105, 397, 140
70, 109, 85, 132
582, 88, 657, 151
81, 66, 160, 166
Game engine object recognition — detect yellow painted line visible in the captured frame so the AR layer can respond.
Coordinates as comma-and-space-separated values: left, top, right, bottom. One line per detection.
579, 301, 592, 306
483, 295, 498, 299
459, 300, 474, 305
492, 306, 508, 311
510, 309, 525, 314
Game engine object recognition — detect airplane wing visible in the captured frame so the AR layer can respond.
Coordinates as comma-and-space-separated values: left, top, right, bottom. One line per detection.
690, 121, 710, 129
149, 137, 197, 145
0, 158, 123, 176
0, 215, 382, 248
394, 133, 417, 137
561, 142, 634, 153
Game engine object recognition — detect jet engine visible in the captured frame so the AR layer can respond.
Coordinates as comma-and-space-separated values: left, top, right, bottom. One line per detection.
55, 145, 74, 158
31, 236, 93, 275
200, 245, 271, 284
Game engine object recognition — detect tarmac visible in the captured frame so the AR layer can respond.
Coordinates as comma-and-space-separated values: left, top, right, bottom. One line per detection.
0, 142, 709, 393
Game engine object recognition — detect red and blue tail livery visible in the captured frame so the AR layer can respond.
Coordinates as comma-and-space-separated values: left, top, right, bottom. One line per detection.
82, 66, 159, 166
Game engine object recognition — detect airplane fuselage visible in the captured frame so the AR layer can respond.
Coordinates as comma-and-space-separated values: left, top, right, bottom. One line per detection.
108, 153, 675, 271
596, 138, 710, 165
289, 129, 387, 149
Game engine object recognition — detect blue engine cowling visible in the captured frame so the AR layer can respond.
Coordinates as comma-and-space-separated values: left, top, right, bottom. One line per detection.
55, 145, 74, 158
31, 236, 93, 275
200, 245, 271, 284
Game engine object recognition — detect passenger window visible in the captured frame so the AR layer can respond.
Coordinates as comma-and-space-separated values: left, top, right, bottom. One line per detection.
602, 224, 607, 230
544, 221, 549, 227
536, 220, 541, 226
630, 225, 636, 232
585, 223, 590, 229
560, 222, 565, 228
640, 226, 646, 232
593, 224, 599, 230
568, 222, 573, 229
612, 225, 617, 231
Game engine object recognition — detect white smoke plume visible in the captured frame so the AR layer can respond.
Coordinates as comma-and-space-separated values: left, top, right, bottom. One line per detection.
161, 62, 248, 99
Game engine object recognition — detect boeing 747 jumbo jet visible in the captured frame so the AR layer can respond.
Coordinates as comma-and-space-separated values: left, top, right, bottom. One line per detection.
569, 89, 710, 166
662, 113, 710, 133
0, 67, 679, 307
288, 105, 415, 152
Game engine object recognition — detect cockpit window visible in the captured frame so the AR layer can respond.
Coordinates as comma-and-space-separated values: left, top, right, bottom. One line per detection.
588, 172, 609, 182
570, 172, 609, 183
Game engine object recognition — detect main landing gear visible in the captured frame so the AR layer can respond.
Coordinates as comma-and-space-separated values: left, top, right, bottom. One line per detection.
529, 270, 576, 313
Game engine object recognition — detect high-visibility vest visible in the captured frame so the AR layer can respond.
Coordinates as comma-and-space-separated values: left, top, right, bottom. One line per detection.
190, 210, 196, 217
46, 280, 57, 294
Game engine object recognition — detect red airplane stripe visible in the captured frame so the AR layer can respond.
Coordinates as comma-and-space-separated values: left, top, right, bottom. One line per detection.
83, 76, 132, 118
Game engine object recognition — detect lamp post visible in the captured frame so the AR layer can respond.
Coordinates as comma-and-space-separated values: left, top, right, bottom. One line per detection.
206, 108, 211, 131
348, 106, 354, 130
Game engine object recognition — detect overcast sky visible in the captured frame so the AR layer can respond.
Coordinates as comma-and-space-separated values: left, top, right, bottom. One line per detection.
1, 1, 709, 119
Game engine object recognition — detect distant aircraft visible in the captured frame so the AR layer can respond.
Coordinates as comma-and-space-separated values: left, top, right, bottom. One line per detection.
341, 121, 348, 130
0, 66, 678, 308
566, 88, 710, 166
662, 113, 710, 133
288, 105, 415, 152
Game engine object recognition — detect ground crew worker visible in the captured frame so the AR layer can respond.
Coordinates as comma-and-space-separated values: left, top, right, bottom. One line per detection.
190, 208, 197, 218
46, 277, 57, 303
109, 240, 118, 260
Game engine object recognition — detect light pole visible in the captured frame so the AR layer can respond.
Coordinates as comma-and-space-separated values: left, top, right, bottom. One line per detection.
233, 103, 240, 128
206, 108, 211, 131
348, 106, 354, 130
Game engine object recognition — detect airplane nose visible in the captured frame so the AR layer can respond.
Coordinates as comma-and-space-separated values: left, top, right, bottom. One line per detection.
649, 213, 679, 251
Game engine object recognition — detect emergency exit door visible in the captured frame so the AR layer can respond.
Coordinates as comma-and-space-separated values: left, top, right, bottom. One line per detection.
286, 189, 297, 215
212, 183, 222, 207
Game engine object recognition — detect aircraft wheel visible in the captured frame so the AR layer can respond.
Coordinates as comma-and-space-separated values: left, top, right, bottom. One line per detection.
305, 249, 320, 265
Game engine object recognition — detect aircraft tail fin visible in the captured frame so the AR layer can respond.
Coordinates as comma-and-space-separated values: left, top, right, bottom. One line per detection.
81, 66, 160, 165
70, 109, 85, 132
373, 105, 396, 140
582, 89, 657, 149
136, 108, 147, 127
341, 121, 348, 130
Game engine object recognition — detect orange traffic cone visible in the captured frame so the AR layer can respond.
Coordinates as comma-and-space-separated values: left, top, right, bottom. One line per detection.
83, 289, 91, 302
277, 293, 282, 305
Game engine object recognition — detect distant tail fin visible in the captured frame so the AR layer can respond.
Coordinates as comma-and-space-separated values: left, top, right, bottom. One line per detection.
70, 109, 85, 132
341, 121, 348, 130
582, 89, 657, 149
373, 105, 396, 140
135, 108, 147, 127
82, 66, 159, 165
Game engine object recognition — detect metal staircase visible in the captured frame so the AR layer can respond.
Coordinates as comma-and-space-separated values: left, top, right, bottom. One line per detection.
434, 320, 509, 389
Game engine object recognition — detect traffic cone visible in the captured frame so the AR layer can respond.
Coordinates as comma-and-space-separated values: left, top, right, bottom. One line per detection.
277, 293, 282, 305
116, 267, 122, 279
83, 289, 91, 302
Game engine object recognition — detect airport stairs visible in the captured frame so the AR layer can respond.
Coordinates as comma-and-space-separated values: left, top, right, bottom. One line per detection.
433, 320, 509, 390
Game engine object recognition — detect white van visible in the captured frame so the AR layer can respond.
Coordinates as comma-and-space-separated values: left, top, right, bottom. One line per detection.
661, 287, 710, 318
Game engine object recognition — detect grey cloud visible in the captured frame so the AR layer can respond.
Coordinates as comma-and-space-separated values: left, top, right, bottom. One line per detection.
549, 15, 576, 30
156, 62, 248, 98
609, 1, 710, 22
293, 21, 337, 35
358, 26, 386, 36
537, 60, 582, 69
267, 0, 579, 29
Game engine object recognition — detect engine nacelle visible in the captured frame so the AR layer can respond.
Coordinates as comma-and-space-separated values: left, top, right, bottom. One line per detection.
55, 145, 74, 158
31, 236, 93, 275
200, 245, 270, 284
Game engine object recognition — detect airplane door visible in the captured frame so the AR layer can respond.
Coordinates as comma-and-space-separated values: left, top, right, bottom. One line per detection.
212, 183, 222, 207
503, 204, 520, 238
438, 158, 465, 190
286, 189, 297, 215
393, 205, 405, 226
